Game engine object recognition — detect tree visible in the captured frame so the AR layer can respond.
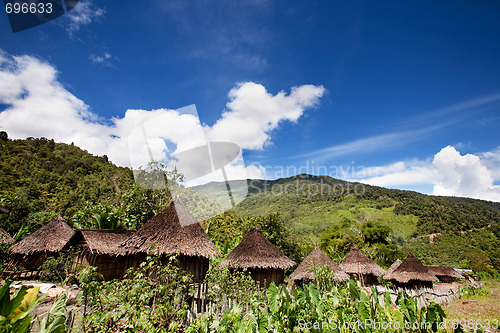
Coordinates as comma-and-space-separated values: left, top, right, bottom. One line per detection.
361, 221, 392, 245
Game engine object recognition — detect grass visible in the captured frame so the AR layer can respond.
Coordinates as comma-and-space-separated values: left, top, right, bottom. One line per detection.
443, 278, 500, 332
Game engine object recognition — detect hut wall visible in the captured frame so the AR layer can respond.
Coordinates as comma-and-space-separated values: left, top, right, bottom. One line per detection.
12, 252, 51, 271
178, 255, 209, 282
347, 273, 379, 285
435, 275, 458, 283
73, 249, 129, 280
126, 254, 209, 282
394, 280, 434, 289
248, 268, 285, 286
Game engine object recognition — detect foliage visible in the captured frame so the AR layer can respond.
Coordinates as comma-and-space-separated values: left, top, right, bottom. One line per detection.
362, 220, 392, 245
206, 211, 308, 263
0, 280, 46, 333
38, 293, 68, 333
39, 248, 78, 283
78, 255, 194, 332
189, 279, 447, 332
459, 285, 489, 298
202, 258, 264, 312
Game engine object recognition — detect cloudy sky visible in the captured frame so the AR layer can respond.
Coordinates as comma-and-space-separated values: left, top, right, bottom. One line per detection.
0, 0, 499, 202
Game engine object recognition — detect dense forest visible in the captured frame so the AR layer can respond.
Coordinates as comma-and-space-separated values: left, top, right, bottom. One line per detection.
1, 135, 499, 274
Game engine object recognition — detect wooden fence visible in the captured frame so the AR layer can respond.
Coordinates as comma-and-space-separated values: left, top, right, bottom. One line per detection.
376, 284, 460, 308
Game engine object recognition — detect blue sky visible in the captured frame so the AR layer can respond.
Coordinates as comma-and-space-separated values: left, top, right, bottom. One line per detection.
1, 0, 499, 201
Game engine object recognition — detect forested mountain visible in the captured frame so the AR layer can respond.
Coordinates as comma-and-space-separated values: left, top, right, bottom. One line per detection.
1, 135, 499, 273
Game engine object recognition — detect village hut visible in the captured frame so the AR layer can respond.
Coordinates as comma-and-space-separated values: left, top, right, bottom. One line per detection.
71, 229, 135, 280
339, 247, 385, 285
290, 246, 348, 285
220, 226, 295, 286
384, 253, 438, 288
426, 265, 463, 283
120, 198, 220, 282
0, 228, 14, 245
0, 206, 9, 214
9, 215, 76, 271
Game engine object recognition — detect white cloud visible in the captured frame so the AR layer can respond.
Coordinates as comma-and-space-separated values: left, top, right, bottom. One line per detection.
351, 146, 500, 202
207, 82, 325, 150
65, 0, 105, 35
432, 146, 500, 201
89, 52, 113, 65
0, 51, 324, 185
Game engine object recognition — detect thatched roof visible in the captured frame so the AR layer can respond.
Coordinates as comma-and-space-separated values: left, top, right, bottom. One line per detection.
0, 206, 9, 214
426, 265, 462, 280
290, 246, 348, 282
385, 259, 402, 276
339, 247, 385, 276
220, 226, 295, 270
384, 253, 439, 283
0, 228, 14, 245
10, 216, 75, 255
76, 229, 135, 256
120, 198, 220, 258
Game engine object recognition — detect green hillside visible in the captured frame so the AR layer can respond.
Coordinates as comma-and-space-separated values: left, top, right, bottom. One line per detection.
195, 174, 500, 272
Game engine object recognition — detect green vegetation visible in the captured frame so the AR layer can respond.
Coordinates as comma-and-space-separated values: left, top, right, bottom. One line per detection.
1, 137, 500, 274
77, 257, 194, 332
0, 280, 46, 333
73, 256, 449, 332
213, 175, 500, 272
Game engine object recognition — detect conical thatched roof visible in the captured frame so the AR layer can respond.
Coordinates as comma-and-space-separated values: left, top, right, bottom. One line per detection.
0, 228, 14, 245
10, 216, 75, 255
120, 198, 220, 258
426, 265, 462, 280
76, 229, 135, 256
221, 227, 295, 270
385, 259, 402, 276
290, 246, 348, 282
339, 247, 385, 276
384, 253, 438, 283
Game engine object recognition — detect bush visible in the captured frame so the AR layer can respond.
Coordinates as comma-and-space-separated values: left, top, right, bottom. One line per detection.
78, 255, 194, 332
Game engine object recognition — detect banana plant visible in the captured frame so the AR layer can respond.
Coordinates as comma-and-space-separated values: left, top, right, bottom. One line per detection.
38, 293, 68, 333
0, 279, 47, 333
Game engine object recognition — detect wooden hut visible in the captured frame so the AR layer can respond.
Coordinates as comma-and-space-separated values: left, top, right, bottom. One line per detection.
71, 229, 135, 280
9, 216, 76, 271
339, 247, 385, 285
120, 198, 220, 282
0, 228, 14, 245
383, 253, 438, 289
220, 226, 295, 286
290, 246, 348, 285
426, 265, 462, 283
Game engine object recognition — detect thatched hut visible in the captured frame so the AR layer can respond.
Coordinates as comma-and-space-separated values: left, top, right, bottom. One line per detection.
71, 229, 135, 280
120, 198, 220, 282
339, 247, 385, 285
426, 265, 462, 283
220, 226, 295, 286
0, 228, 14, 245
9, 216, 76, 271
290, 246, 348, 285
384, 253, 438, 288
